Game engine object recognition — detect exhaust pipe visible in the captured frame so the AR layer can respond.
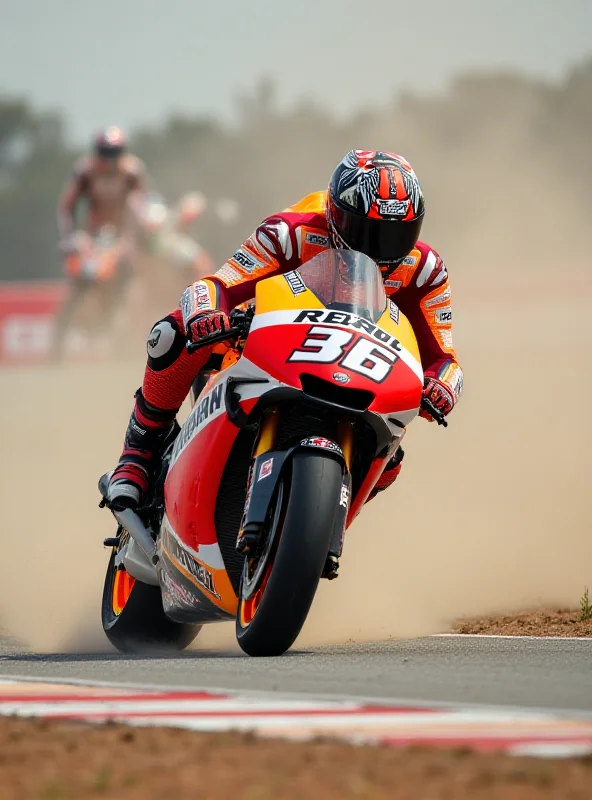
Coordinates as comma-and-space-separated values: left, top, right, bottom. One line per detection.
112, 508, 158, 564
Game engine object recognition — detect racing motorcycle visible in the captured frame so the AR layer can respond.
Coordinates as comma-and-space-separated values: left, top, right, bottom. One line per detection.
99, 249, 446, 656
52, 226, 127, 360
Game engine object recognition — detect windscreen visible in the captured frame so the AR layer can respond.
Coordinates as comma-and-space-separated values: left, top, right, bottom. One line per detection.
296, 249, 387, 324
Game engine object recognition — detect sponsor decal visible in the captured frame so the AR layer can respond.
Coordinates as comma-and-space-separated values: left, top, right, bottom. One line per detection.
195, 281, 211, 310
162, 527, 220, 599
389, 301, 400, 324
146, 320, 176, 359
130, 419, 146, 436
377, 198, 410, 216
436, 307, 452, 323
292, 309, 402, 354
231, 248, 263, 273
339, 483, 349, 508
147, 328, 161, 349
438, 361, 463, 400
284, 270, 307, 296
180, 286, 193, 322
332, 371, 350, 383
424, 288, 451, 307
160, 568, 201, 609
384, 279, 402, 288
258, 457, 274, 481
401, 254, 418, 267
305, 232, 330, 247
171, 381, 225, 461
300, 437, 343, 456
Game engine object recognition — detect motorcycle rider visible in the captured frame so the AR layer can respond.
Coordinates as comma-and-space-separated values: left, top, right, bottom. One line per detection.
53, 128, 147, 354
105, 150, 463, 515
57, 126, 146, 243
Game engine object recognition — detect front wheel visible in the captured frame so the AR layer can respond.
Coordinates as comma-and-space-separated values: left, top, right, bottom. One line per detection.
101, 547, 201, 653
236, 452, 342, 657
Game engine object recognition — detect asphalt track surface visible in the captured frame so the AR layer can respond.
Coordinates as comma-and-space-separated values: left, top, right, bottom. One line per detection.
1, 635, 591, 714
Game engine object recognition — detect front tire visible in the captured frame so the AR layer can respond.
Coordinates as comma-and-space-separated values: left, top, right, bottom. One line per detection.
101, 549, 201, 653
236, 452, 342, 657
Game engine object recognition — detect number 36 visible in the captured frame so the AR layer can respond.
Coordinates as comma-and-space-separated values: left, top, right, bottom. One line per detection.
288, 326, 398, 383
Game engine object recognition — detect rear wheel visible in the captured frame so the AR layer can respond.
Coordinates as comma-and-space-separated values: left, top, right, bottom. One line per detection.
101, 544, 201, 653
236, 452, 342, 657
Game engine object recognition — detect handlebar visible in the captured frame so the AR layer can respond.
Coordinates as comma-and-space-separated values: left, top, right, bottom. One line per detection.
420, 397, 448, 427
186, 325, 245, 354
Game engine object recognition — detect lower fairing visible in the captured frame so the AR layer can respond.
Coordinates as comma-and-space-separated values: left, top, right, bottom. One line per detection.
158, 552, 234, 624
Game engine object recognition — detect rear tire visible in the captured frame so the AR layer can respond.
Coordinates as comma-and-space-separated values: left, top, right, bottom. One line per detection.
101, 549, 201, 653
236, 452, 342, 657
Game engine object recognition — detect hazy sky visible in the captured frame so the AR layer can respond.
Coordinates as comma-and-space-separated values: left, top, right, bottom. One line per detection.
2, 0, 591, 144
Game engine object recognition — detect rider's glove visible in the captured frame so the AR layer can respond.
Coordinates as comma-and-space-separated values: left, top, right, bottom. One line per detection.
419, 377, 454, 422
186, 308, 231, 346
180, 280, 231, 346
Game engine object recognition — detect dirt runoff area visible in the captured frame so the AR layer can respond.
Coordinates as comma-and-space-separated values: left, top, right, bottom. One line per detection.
454, 608, 592, 637
0, 717, 592, 800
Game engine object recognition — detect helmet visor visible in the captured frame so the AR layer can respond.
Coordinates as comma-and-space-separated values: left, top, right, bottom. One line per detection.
96, 144, 125, 159
330, 203, 423, 264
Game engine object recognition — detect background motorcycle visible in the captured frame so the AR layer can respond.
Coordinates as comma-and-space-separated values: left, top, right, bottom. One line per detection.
52, 226, 129, 360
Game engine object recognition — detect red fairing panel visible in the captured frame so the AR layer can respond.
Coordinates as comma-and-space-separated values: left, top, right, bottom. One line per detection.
164, 388, 258, 552
243, 318, 423, 415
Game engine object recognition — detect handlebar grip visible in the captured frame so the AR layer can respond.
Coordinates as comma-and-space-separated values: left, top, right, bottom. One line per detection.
185, 325, 243, 354
420, 397, 449, 427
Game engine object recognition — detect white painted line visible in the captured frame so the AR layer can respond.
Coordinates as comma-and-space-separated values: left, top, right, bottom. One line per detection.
1, 673, 591, 721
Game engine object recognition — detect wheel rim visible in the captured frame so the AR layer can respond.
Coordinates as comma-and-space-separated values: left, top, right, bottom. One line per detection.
112, 568, 136, 616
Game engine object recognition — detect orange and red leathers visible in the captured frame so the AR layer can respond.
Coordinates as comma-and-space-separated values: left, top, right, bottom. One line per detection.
57, 154, 147, 239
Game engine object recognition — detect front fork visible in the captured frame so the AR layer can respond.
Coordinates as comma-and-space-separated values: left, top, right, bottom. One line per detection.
237, 410, 353, 578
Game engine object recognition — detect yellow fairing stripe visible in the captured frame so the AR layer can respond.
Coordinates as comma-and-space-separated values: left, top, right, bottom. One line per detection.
376, 305, 421, 362
255, 274, 324, 314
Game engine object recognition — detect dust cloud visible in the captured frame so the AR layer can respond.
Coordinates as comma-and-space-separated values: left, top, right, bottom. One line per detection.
0, 258, 590, 654
2, 80, 592, 652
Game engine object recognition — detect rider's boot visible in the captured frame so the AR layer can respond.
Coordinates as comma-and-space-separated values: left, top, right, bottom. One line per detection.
106, 389, 179, 509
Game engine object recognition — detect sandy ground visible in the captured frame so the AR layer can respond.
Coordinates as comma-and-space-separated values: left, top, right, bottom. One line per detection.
0, 267, 591, 652
454, 608, 592, 637
1, 717, 592, 800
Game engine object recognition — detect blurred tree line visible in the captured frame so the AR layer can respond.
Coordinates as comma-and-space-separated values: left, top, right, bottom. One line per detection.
1, 58, 590, 282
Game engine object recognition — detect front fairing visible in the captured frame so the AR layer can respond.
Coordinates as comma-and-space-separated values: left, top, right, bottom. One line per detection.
241, 267, 423, 419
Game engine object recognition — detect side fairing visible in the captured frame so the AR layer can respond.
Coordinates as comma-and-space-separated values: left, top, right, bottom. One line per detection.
162, 359, 282, 615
